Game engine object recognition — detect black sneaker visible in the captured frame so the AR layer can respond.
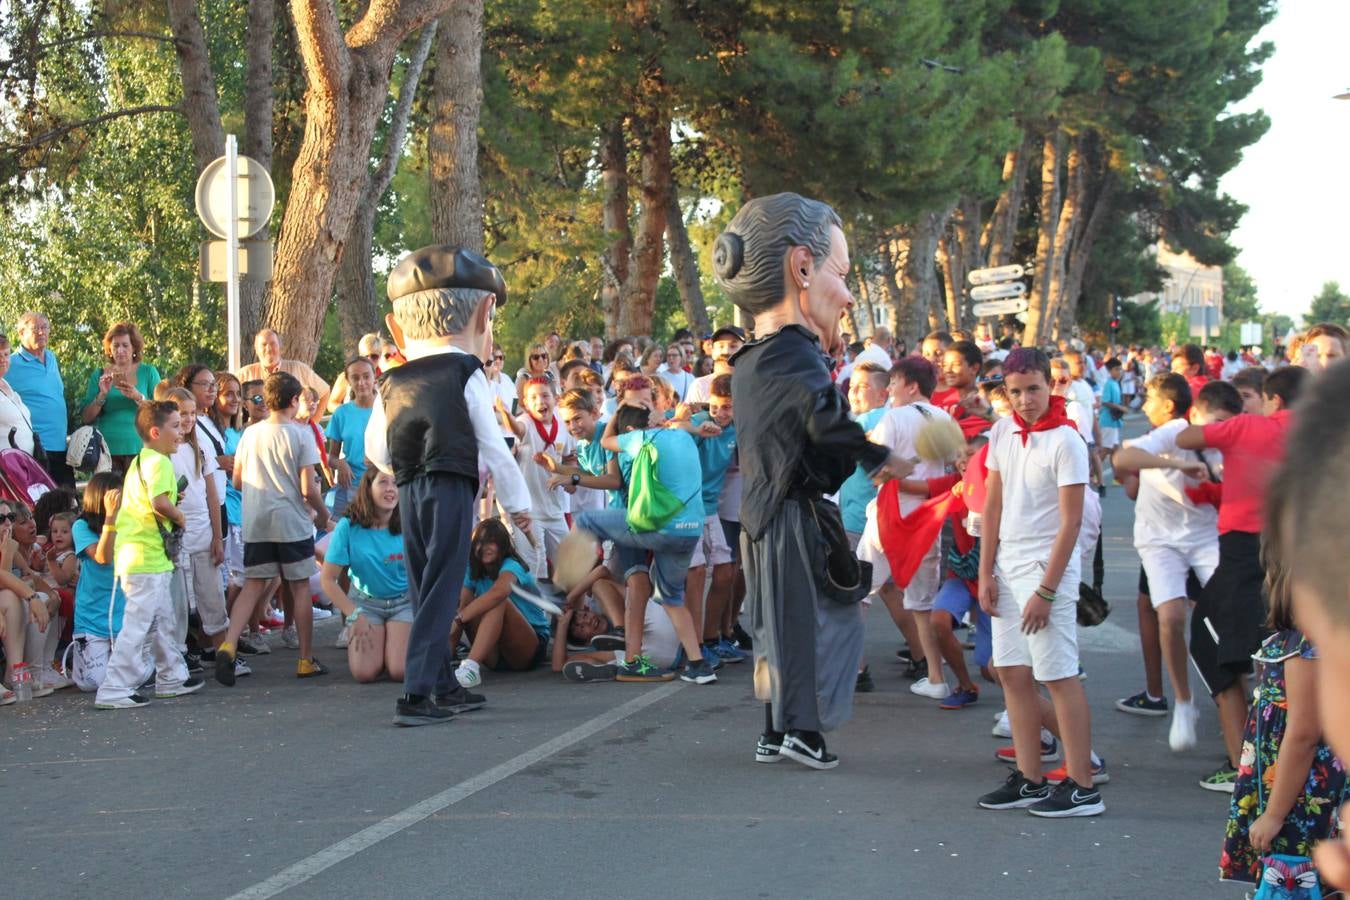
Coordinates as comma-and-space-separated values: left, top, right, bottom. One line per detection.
563, 661, 618, 683
184, 650, 203, 675
732, 623, 753, 651
978, 770, 1052, 810
755, 731, 785, 764
680, 657, 718, 685
214, 645, 237, 687
433, 685, 487, 713
589, 633, 627, 652
236, 635, 266, 656
896, 647, 914, 663
903, 657, 928, 682
778, 732, 838, 770
155, 676, 206, 699
1027, 777, 1105, 818
200, 648, 216, 663
855, 666, 875, 693
94, 692, 151, 710
394, 694, 456, 726
1115, 690, 1168, 717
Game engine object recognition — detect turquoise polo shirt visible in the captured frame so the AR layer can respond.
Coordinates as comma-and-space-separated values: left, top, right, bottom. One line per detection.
7, 347, 67, 450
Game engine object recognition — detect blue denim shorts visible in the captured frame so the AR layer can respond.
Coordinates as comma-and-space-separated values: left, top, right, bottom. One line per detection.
575, 508, 699, 607
352, 587, 413, 625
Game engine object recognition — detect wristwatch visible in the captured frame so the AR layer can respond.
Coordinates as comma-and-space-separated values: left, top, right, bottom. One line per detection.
570, 473, 581, 488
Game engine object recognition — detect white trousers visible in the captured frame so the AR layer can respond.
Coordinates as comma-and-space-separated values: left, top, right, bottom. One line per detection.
95, 572, 188, 703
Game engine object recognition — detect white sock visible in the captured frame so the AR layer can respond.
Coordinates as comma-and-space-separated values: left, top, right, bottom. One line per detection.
1041, 727, 1055, 744
1090, 749, 1102, 768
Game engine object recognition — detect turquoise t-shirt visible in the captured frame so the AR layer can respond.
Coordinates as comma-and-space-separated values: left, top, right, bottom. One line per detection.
324, 401, 374, 481
463, 557, 550, 637
1098, 378, 1123, 428
82, 362, 162, 456
325, 517, 407, 599
691, 413, 736, 509
576, 420, 622, 508
616, 428, 705, 536
72, 518, 126, 638
839, 406, 887, 534
224, 427, 243, 526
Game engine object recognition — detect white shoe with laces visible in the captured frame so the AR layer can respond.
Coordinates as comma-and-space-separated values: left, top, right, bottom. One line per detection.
1169, 698, 1199, 752
282, 625, 300, 650
455, 660, 482, 689
335, 626, 350, 649
910, 677, 949, 700
40, 666, 74, 691
992, 709, 1012, 738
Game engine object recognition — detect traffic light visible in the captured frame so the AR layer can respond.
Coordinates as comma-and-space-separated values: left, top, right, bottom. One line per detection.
1109, 295, 1120, 332
1110, 316, 1120, 331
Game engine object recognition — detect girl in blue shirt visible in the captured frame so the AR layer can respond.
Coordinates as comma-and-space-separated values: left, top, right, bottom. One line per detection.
67, 472, 127, 691
319, 469, 411, 683
452, 519, 552, 689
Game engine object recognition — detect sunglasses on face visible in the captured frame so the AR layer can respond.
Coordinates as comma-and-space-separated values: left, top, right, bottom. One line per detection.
530, 353, 548, 361
493, 354, 505, 361
0, 512, 15, 522
249, 394, 264, 404
367, 353, 381, 361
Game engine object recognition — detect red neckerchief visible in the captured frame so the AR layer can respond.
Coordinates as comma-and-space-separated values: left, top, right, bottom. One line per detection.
530, 412, 558, 446
1012, 394, 1073, 446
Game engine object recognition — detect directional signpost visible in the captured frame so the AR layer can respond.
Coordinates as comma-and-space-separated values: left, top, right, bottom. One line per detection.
194, 135, 275, 372
967, 264, 1030, 323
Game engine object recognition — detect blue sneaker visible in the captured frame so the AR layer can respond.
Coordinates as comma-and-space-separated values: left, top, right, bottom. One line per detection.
939, 686, 979, 709
676, 647, 722, 672
712, 638, 748, 663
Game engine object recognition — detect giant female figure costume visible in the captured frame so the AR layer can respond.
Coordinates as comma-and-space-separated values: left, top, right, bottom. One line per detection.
713, 194, 896, 768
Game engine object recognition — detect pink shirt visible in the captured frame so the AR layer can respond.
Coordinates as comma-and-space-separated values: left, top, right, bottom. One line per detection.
1201, 410, 1291, 534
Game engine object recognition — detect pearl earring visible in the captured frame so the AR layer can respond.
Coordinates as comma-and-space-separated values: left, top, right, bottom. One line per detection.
801, 281, 810, 289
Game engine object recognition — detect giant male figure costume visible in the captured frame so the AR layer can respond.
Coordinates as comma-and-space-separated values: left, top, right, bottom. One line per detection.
365, 246, 532, 726
713, 194, 906, 769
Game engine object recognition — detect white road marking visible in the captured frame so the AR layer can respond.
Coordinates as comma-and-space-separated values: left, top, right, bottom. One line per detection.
225, 682, 684, 900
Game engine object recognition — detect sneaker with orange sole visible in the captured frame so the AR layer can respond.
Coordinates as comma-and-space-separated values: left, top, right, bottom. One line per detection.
1045, 757, 1109, 785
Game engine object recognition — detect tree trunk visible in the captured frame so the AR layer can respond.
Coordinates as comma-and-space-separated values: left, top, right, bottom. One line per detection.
336, 22, 437, 353
1044, 136, 1086, 340
266, 0, 453, 365
617, 85, 669, 339
1023, 130, 1062, 347
982, 138, 1030, 268
165, 0, 224, 170
854, 263, 878, 338
902, 209, 950, 340
939, 198, 979, 332
240, 0, 276, 356
428, 0, 484, 252
599, 121, 630, 339
1060, 175, 1116, 338
665, 177, 710, 337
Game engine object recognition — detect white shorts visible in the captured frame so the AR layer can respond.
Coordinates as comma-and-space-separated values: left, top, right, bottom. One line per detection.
857, 510, 941, 611
991, 557, 1080, 682
689, 515, 733, 568
1138, 541, 1218, 608
1098, 426, 1121, 449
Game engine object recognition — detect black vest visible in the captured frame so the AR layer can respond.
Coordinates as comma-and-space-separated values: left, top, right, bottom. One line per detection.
378, 352, 482, 486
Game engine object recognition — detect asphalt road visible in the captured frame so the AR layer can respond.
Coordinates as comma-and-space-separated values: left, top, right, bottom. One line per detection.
2, 419, 1244, 899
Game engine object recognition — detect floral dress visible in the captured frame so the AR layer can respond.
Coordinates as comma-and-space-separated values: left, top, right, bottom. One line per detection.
1219, 629, 1349, 883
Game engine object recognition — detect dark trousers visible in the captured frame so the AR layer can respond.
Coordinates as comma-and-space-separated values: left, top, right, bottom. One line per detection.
43, 454, 75, 489
399, 473, 475, 697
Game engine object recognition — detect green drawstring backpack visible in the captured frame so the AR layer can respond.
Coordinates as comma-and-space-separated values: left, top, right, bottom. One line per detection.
625, 435, 688, 533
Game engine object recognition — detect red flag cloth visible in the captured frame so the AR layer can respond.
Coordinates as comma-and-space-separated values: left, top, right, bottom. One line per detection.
1185, 481, 1222, 509
956, 443, 990, 515
1012, 394, 1073, 446
875, 481, 956, 589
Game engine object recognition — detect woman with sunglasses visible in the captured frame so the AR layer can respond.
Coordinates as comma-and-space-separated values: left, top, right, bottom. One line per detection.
514, 342, 556, 399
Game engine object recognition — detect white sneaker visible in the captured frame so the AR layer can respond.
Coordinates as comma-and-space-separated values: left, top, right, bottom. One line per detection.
910, 677, 949, 700
335, 626, 350, 649
1169, 698, 1199, 752
282, 625, 300, 649
311, 606, 334, 620
455, 660, 482, 689
992, 710, 1012, 738
40, 666, 74, 691
234, 657, 252, 678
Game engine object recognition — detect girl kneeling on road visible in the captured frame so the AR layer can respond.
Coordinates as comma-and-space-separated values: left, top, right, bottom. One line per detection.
319, 469, 411, 683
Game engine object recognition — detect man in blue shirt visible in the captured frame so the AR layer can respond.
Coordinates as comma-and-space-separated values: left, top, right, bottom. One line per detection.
7, 311, 72, 486
1096, 357, 1126, 463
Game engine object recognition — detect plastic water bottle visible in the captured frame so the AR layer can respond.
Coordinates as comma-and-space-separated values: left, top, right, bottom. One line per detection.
12, 662, 33, 703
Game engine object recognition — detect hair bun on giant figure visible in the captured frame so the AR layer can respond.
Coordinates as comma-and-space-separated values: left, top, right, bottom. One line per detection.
712, 232, 744, 281
387, 245, 508, 307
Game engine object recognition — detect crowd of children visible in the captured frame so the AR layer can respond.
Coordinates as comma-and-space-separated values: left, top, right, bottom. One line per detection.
3, 314, 1350, 893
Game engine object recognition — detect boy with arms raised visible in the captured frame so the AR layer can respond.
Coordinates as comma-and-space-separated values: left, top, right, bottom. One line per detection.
94, 401, 204, 708
977, 349, 1101, 817
502, 376, 576, 579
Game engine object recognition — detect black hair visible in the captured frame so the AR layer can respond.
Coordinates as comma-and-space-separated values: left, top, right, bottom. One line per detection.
1231, 366, 1266, 395
613, 404, 650, 434
889, 357, 938, 399
946, 340, 983, 369
1196, 380, 1242, 416
1146, 373, 1192, 418
1264, 365, 1308, 409
467, 518, 526, 583
263, 371, 303, 412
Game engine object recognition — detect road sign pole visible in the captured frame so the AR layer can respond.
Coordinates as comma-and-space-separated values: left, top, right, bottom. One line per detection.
226, 134, 240, 373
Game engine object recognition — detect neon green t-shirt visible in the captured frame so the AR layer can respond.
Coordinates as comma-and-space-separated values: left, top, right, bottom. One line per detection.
115, 448, 178, 576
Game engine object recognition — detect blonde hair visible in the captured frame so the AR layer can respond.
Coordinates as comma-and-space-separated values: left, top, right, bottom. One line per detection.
160, 385, 202, 478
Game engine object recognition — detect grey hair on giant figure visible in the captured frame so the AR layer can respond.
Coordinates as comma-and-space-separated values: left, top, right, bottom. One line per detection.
712, 193, 842, 316
392, 287, 492, 341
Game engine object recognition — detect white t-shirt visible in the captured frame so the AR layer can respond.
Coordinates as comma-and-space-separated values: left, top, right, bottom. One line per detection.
869, 401, 952, 514
641, 600, 679, 668
171, 440, 221, 553
1065, 396, 1094, 443
485, 371, 519, 433
660, 366, 695, 402
986, 415, 1090, 566
686, 373, 715, 404
514, 412, 576, 522
1122, 417, 1220, 549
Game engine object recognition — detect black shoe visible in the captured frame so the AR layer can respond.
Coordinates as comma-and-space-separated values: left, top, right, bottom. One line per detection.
733, 623, 753, 651
563, 661, 618, 683
755, 731, 785, 764
896, 647, 914, 663
903, 657, 928, 681
855, 666, 875, 693
1028, 777, 1105, 818
589, 633, 627, 652
200, 648, 216, 663
433, 685, 487, 713
778, 731, 838, 770
184, 650, 203, 675
680, 657, 718, 685
236, 635, 265, 655
978, 770, 1052, 810
214, 646, 237, 687
395, 694, 456, 726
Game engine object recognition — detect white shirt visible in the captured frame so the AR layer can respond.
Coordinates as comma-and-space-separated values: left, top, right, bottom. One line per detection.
685, 373, 715, 404
1123, 417, 1220, 549
196, 414, 229, 509
514, 412, 576, 521
986, 415, 1089, 566
365, 345, 531, 514
0, 380, 36, 455
485, 370, 519, 436
171, 441, 221, 554
1065, 396, 1094, 443
660, 366, 695, 401
869, 401, 952, 514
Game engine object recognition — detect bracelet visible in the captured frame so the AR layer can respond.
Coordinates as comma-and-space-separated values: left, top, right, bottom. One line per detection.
345, 610, 361, 626
102, 525, 116, 533
1035, 587, 1056, 602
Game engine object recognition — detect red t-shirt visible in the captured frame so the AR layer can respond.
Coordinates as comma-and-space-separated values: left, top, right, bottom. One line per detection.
1186, 374, 1210, 423
930, 386, 960, 410
1201, 410, 1292, 534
